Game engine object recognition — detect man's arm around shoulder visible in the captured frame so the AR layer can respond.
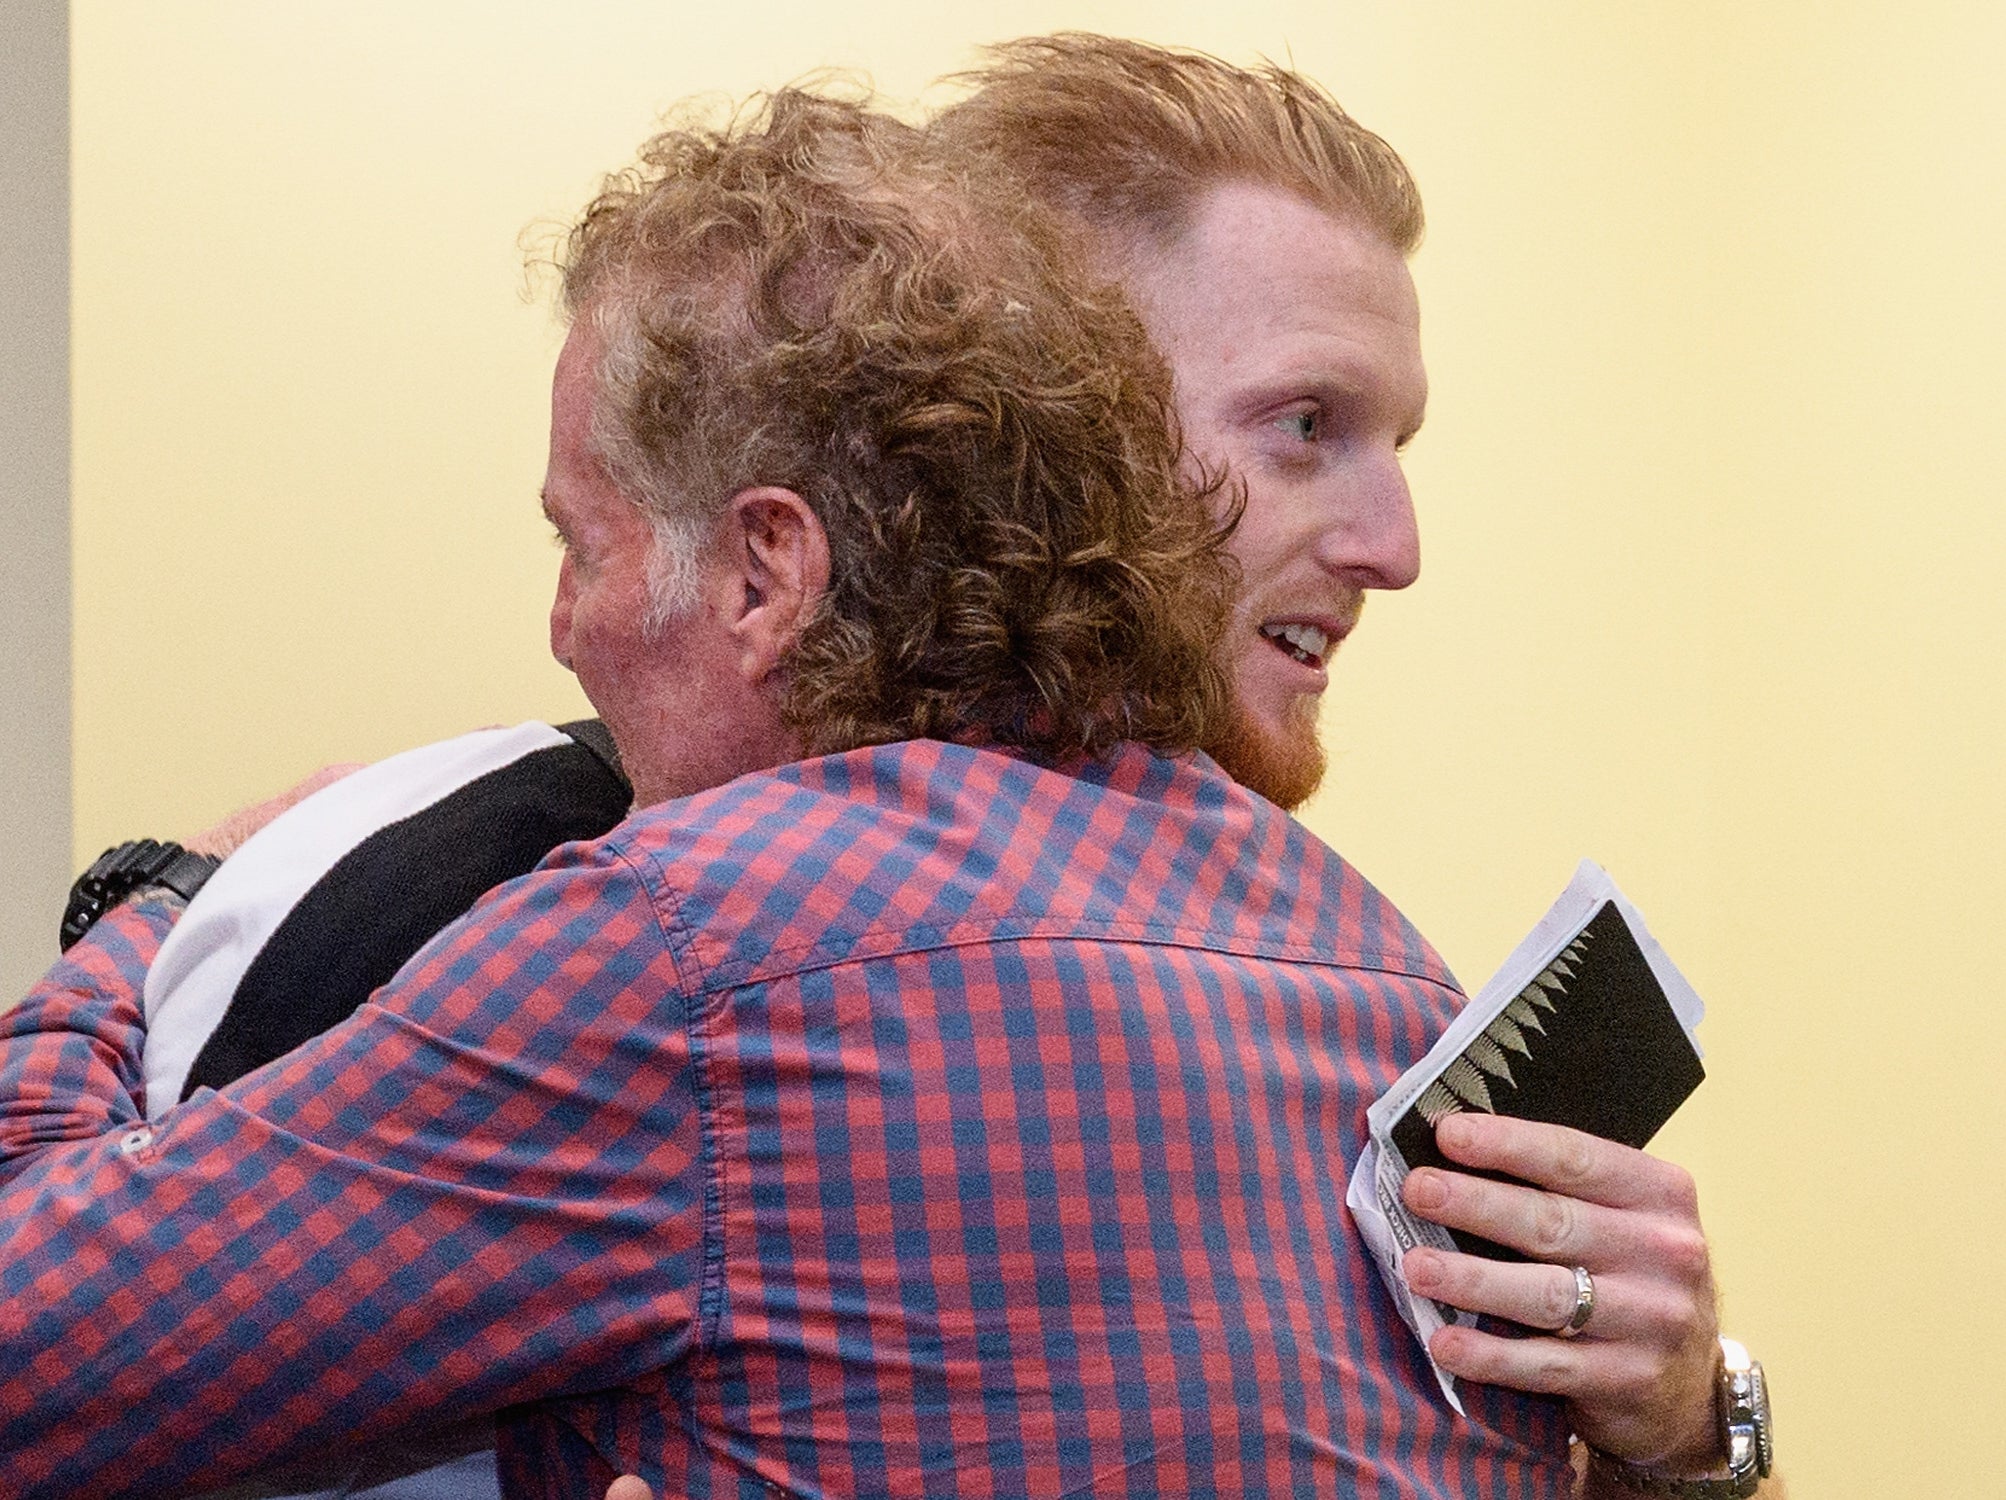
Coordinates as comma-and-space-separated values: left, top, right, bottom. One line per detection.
0, 898, 170, 1171
0, 842, 702, 1500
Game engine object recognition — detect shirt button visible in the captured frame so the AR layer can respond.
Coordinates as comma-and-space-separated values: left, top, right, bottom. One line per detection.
119, 1126, 154, 1155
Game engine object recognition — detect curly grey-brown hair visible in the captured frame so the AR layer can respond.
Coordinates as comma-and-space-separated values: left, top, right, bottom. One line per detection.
559, 89, 1236, 763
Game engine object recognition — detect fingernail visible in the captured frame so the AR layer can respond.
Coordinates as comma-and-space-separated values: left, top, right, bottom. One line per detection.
1406, 1169, 1447, 1211
1437, 1113, 1473, 1150
1403, 1248, 1438, 1287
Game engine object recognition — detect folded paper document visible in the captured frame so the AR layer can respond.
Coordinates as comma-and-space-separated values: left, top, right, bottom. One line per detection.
1346, 861, 1706, 1412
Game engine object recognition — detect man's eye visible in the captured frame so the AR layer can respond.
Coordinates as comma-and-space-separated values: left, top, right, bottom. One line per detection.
1274, 409, 1319, 442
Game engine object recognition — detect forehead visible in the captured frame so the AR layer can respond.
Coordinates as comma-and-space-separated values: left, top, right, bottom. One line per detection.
543, 321, 618, 520
548, 323, 600, 469
1121, 181, 1425, 420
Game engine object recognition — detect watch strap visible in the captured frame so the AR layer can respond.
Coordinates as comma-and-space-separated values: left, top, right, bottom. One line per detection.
1588, 1452, 1759, 1499
151, 846, 223, 902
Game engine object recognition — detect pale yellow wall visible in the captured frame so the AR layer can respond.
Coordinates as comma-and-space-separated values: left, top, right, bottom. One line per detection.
68, 2, 2006, 1494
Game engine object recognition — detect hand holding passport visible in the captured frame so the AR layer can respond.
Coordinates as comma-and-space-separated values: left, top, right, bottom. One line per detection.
1345, 862, 1708, 1412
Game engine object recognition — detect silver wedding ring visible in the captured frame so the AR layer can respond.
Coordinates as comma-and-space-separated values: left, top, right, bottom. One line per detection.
1554, 1265, 1595, 1338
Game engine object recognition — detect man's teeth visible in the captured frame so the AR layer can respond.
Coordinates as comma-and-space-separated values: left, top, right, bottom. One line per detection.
1260, 622, 1331, 665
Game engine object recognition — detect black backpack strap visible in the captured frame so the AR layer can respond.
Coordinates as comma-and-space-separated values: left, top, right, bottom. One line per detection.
181, 724, 634, 1100
558, 717, 628, 793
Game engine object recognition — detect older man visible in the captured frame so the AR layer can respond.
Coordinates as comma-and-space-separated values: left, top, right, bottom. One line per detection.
3, 89, 1242, 1495
0, 70, 1584, 1495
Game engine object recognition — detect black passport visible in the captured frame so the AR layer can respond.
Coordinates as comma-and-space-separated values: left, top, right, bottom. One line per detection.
1385, 897, 1706, 1260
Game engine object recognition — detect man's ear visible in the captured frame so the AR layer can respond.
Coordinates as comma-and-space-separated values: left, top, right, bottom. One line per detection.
722, 486, 830, 682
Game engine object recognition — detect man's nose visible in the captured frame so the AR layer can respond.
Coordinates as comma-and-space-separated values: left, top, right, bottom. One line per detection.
1325, 467, 1420, 591
549, 560, 577, 671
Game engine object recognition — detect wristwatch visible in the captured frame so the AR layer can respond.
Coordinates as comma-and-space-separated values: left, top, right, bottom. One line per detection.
60, 839, 222, 952
1588, 1337, 1773, 1497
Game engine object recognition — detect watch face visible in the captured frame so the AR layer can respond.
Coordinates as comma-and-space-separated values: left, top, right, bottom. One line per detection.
1748, 1362, 1772, 1475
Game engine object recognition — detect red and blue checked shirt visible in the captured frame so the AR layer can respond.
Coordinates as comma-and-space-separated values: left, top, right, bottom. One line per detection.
0, 740, 1573, 1499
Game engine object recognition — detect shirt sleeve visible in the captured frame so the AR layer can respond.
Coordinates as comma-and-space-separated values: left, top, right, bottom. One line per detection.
0, 841, 709, 1500
0, 897, 167, 1164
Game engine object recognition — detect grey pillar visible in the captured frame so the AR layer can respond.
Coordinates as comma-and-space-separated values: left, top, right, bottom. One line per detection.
1, 0, 73, 1003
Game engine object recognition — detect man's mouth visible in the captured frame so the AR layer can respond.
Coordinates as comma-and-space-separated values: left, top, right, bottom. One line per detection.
1259, 621, 1333, 668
